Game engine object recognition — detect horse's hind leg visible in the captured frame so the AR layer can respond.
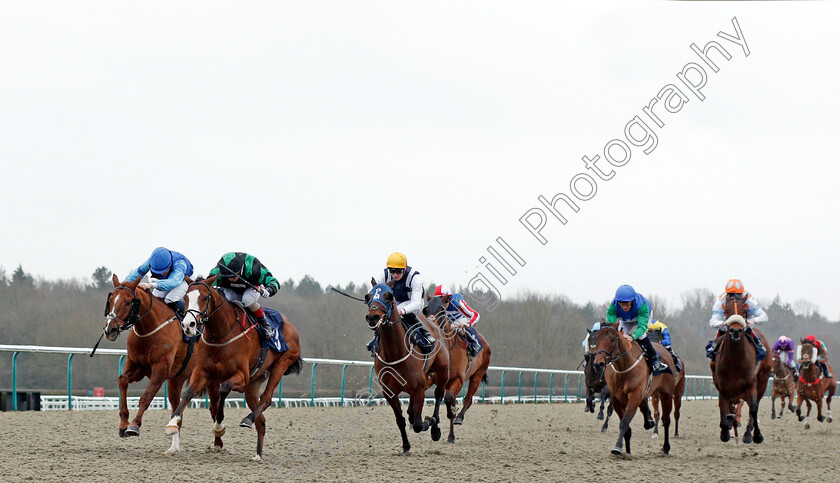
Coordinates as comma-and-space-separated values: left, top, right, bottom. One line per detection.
243, 378, 267, 461
444, 377, 463, 443
660, 394, 673, 455
242, 363, 287, 429
166, 371, 207, 436
673, 394, 681, 437
771, 395, 777, 420
456, 371, 484, 425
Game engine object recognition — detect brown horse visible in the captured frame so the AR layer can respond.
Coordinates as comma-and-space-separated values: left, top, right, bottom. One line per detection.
593, 323, 678, 456
709, 296, 772, 444
102, 274, 196, 454
365, 282, 450, 453
425, 296, 491, 443
795, 341, 835, 428
164, 276, 303, 461
770, 353, 796, 420
651, 356, 685, 439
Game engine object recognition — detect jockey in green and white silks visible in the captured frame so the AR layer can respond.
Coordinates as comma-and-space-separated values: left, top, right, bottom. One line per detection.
605, 285, 672, 376
209, 252, 280, 339
125, 247, 194, 318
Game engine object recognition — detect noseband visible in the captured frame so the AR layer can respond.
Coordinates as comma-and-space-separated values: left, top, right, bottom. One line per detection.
185, 281, 226, 331
594, 328, 631, 367
104, 286, 150, 332
366, 301, 398, 331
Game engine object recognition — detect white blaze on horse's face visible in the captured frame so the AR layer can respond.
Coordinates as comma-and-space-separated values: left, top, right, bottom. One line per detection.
103, 292, 123, 341
182, 289, 202, 337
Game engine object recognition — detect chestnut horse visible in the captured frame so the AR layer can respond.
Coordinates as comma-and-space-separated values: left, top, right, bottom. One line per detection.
425, 296, 491, 443
709, 296, 772, 444
770, 353, 796, 420
365, 282, 450, 453
582, 328, 612, 433
795, 341, 835, 429
593, 322, 678, 456
102, 274, 196, 454
164, 276, 303, 461
650, 357, 685, 439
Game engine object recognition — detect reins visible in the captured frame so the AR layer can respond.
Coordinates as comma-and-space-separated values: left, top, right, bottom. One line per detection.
187, 281, 249, 346
105, 286, 156, 333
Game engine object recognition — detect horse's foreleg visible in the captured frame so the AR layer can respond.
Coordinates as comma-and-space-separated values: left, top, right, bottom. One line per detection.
585, 388, 595, 413
166, 371, 206, 436
127, 365, 168, 437
815, 396, 825, 423
410, 389, 428, 434
826, 386, 834, 423
673, 394, 681, 437
612, 396, 640, 456
601, 401, 613, 433
386, 394, 410, 453
796, 393, 805, 421
718, 397, 732, 443
117, 362, 144, 437
771, 395, 777, 420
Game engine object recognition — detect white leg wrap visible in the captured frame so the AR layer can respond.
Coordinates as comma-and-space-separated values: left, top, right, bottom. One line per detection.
165, 415, 182, 435
165, 433, 181, 455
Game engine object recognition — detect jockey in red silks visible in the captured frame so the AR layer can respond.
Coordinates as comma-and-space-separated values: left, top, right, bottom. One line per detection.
802, 334, 832, 379
435, 284, 482, 357
772, 335, 798, 379
706, 279, 768, 361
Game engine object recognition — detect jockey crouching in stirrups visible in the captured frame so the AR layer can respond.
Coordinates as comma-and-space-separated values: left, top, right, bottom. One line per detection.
209, 252, 280, 340
606, 285, 672, 376
647, 320, 683, 373
773, 335, 798, 380
434, 284, 482, 357
366, 252, 435, 357
125, 247, 194, 320
706, 279, 768, 361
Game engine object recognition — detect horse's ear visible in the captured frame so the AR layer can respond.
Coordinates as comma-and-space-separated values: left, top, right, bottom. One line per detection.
364, 293, 372, 305
386, 279, 395, 288
800, 338, 805, 344
370, 277, 376, 288
112, 273, 120, 288
204, 275, 218, 285
609, 321, 619, 329
600, 317, 606, 323
587, 329, 592, 335
184, 276, 194, 284
126, 275, 141, 289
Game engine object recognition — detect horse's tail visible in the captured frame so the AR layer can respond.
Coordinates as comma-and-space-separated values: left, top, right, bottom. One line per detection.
285, 356, 304, 376
481, 373, 489, 384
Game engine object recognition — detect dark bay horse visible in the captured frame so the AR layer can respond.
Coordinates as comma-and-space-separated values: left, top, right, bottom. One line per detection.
593, 323, 678, 456
796, 341, 835, 429
770, 353, 796, 420
164, 276, 303, 461
103, 274, 196, 454
425, 296, 491, 443
365, 282, 450, 453
582, 328, 612, 433
709, 296, 772, 444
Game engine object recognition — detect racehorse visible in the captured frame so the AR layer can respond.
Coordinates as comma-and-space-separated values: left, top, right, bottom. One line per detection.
770, 353, 796, 420
164, 276, 303, 461
102, 274, 196, 454
650, 355, 685, 439
593, 322, 678, 456
709, 296, 772, 444
365, 282, 450, 453
582, 327, 612, 433
795, 340, 835, 429
425, 296, 491, 443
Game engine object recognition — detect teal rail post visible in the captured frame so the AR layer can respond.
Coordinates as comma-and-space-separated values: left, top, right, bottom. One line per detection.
548, 373, 554, 403
340, 365, 348, 406
163, 381, 168, 409
517, 372, 523, 403
577, 374, 582, 402
368, 366, 375, 396
277, 379, 283, 407
118, 355, 126, 376
67, 354, 74, 410
12, 352, 19, 411
481, 379, 486, 401
533, 373, 539, 403
500, 371, 506, 405
693, 378, 697, 400
563, 374, 569, 402
310, 363, 318, 406
701, 379, 705, 399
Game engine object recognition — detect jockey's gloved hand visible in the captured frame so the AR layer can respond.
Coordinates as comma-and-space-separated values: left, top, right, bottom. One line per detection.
260, 287, 271, 298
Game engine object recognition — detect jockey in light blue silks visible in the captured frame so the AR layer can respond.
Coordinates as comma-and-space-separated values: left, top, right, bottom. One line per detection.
605, 285, 672, 376
125, 247, 194, 319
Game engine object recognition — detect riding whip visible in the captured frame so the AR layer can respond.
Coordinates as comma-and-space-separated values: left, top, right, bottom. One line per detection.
330, 287, 366, 303
89, 333, 104, 357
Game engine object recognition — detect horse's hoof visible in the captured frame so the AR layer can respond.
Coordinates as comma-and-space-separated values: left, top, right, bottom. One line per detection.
804, 423, 810, 430
817, 415, 825, 422
119, 428, 127, 438
239, 417, 253, 429
447, 436, 455, 444
597, 412, 604, 421
798, 415, 805, 422
453, 416, 463, 425
125, 425, 140, 437
402, 446, 411, 454
431, 426, 441, 441
251, 454, 263, 462
610, 447, 624, 456
753, 433, 764, 444
644, 419, 655, 430
165, 426, 179, 436
743, 434, 752, 444
720, 431, 730, 443
771, 413, 776, 420
827, 417, 833, 423
600, 426, 608, 433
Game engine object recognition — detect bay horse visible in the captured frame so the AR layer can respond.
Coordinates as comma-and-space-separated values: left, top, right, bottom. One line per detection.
650, 358, 684, 439
770, 353, 796, 420
582, 327, 612, 433
425, 296, 491, 443
164, 276, 303, 461
102, 274, 196, 454
709, 296, 772, 444
795, 340, 835, 429
365, 282, 450, 453
593, 322, 678, 456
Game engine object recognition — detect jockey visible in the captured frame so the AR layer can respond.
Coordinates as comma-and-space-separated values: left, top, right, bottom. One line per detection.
647, 320, 683, 373
366, 252, 435, 357
606, 285, 672, 375
706, 279, 768, 361
803, 334, 832, 378
772, 335, 798, 379
125, 247, 194, 319
581, 320, 602, 365
209, 252, 280, 339
434, 284, 481, 357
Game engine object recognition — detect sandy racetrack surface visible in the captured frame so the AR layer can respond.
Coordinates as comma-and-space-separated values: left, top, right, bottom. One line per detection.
0, 399, 835, 482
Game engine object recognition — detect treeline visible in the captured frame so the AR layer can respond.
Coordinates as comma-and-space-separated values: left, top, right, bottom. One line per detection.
0, 266, 837, 395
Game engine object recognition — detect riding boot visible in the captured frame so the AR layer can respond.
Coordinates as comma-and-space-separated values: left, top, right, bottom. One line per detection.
403, 312, 435, 354
667, 346, 683, 373
638, 337, 672, 375
256, 314, 273, 340
745, 327, 767, 361
366, 334, 379, 357
820, 362, 832, 379
166, 301, 186, 321
463, 327, 481, 357
706, 329, 725, 359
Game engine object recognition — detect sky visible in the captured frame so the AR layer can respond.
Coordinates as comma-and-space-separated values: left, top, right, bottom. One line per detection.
1, 1, 838, 319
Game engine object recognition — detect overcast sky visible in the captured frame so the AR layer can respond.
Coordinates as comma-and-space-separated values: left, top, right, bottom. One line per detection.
1, 1, 838, 320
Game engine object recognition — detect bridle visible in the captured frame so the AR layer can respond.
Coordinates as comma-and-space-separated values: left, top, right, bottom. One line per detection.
104, 286, 152, 332
594, 327, 633, 370
185, 281, 231, 337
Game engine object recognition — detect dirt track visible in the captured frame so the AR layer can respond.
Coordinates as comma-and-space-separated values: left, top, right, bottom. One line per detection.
0, 399, 835, 482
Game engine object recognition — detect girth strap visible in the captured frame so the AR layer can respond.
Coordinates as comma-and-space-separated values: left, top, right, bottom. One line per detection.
250, 346, 268, 378
172, 336, 196, 380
